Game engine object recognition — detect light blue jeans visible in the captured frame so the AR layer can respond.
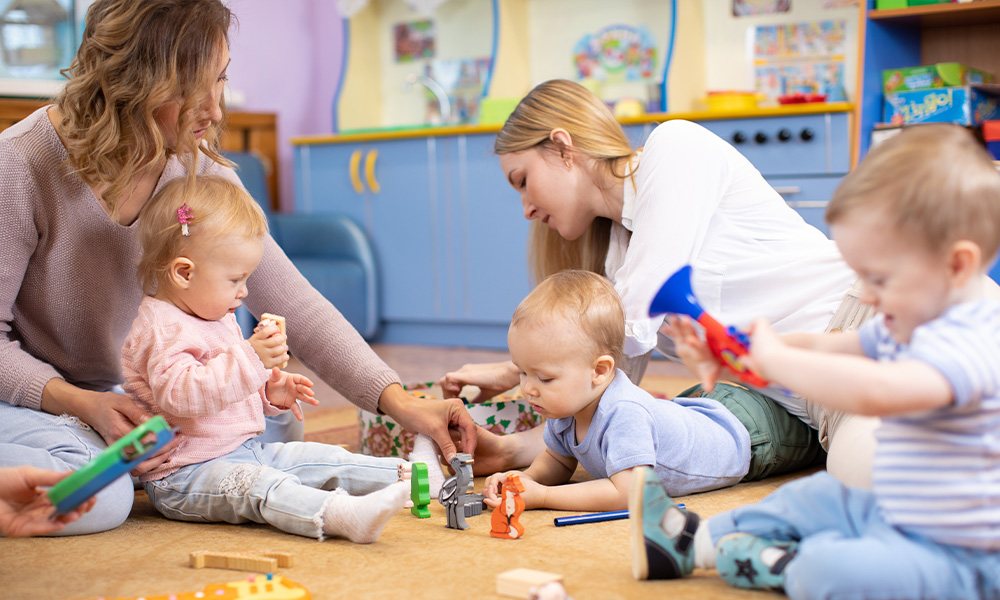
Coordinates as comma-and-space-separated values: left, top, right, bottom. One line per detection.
0, 400, 302, 536
708, 471, 1000, 600
143, 439, 404, 539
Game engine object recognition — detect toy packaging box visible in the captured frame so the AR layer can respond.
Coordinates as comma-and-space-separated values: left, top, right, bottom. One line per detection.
883, 63, 994, 95
884, 85, 1000, 126
984, 120, 1000, 161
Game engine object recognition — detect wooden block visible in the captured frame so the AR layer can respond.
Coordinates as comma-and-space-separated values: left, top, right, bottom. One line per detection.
496, 568, 563, 598
260, 312, 288, 368
189, 551, 278, 572
259, 552, 294, 568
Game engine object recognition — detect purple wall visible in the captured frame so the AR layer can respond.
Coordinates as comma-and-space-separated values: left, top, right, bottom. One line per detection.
227, 0, 345, 211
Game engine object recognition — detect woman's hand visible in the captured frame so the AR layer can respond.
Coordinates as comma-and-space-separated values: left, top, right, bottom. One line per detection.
264, 368, 318, 421
41, 380, 180, 477
0, 466, 97, 537
249, 321, 288, 369
378, 384, 478, 464
661, 315, 723, 392
438, 360, 519, 402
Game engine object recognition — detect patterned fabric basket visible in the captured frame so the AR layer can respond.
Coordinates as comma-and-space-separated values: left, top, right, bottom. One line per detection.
358, 387, 544, 458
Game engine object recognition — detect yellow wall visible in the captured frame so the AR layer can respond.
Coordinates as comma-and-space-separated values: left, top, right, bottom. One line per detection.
488, 0, 531, 100
338, 1, 382, 130
667, 0, 705, 113
339, 0, 710, 128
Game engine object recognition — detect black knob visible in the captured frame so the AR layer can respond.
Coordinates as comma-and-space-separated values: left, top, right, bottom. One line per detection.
732, 131, 746, 145
800, 128, 815, 142
777, 128, 792, 142
754, 131, 768, 144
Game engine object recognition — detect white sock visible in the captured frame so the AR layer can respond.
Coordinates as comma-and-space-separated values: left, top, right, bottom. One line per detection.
395, 463, 415, 507
693, 523, 716, 570
409, 434, 446, 497
320, 481, 409, 544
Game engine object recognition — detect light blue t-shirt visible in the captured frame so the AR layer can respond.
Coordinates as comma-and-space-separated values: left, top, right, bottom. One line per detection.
859, 300, 1000, 550
543, 369, 750, 496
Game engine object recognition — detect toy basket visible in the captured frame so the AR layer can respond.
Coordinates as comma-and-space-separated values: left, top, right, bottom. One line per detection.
358, 387, 543, 458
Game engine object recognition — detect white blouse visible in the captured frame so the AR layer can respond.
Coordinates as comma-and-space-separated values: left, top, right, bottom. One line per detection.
605, 120, 855, 362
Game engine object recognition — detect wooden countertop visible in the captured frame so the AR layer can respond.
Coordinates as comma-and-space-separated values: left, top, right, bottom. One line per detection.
292, 102, 853, 146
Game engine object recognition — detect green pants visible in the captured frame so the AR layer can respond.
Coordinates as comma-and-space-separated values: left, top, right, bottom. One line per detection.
678, 383, 825, 482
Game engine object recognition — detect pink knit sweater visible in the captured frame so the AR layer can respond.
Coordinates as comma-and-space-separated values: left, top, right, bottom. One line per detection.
122, 297, 283, 481
0, 107, 398, 415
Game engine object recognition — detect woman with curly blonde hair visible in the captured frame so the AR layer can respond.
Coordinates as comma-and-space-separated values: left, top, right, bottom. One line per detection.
0, 0, 481, 536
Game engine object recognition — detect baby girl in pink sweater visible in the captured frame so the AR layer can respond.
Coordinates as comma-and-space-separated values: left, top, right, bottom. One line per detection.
121, 174, 410, 543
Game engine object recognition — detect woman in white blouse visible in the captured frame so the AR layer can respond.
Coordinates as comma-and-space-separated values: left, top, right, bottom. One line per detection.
442, 79, 879, 487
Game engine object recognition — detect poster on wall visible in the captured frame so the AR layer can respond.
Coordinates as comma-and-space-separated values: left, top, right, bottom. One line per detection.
821, 0, 858, 7
394, 19, 435, 63
733, 0, 791, 17
572, 24, 658, 83
752, 20, 848, 102
0, 0, 85, 96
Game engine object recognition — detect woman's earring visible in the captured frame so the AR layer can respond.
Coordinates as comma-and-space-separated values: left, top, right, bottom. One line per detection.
564, 159, 572, 171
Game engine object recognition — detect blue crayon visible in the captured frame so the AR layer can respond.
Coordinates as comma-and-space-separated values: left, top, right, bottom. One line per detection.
553, 505, 685, 527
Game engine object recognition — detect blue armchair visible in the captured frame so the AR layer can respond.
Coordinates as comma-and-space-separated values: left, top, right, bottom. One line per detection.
223, 151, 380, 340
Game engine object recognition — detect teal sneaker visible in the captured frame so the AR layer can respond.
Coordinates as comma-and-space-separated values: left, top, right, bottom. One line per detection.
716, 533, 797, 591
630, 466, 700, 580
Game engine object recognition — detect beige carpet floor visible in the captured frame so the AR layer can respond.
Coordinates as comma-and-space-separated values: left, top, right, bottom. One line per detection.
0, 350, 810, 600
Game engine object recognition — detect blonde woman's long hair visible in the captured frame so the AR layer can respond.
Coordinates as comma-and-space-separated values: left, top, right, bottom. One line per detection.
56, 0, 233, 218
136, 175, 268, 296
495, 79, 636, 283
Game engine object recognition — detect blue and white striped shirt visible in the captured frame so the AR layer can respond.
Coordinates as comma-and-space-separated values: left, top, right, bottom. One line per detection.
859, 301, 1000, 550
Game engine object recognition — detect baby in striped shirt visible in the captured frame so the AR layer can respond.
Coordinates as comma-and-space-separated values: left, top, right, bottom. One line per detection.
631, 123, 1000, 599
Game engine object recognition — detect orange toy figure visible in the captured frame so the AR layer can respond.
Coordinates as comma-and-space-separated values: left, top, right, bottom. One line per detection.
490, 474, 526, 539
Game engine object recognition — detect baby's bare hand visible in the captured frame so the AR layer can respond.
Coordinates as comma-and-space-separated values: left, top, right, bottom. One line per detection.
249, 323, 288, 369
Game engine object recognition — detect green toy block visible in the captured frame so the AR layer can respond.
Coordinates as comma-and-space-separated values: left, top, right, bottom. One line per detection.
410, 462, 431, 518
47, 415, 174, 514
882, 63, 995, 94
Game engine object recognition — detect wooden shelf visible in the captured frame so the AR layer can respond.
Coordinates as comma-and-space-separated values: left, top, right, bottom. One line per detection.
870, 0, 1000, 27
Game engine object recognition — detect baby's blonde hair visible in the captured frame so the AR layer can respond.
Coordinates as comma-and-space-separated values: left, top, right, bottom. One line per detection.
56, 0, 233, 218
136, 175, 268, 295
496, 80, 637, 283
827, 124, 1000, 262
511, 270, 625, 367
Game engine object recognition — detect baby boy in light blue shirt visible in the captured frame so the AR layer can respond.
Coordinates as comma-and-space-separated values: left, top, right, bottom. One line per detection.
483, 270, 785, 513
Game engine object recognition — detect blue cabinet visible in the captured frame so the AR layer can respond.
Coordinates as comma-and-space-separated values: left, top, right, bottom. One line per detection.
294, 133, 530, 349
295, 138, 438, 322
293, 110, 849, 348
698, 112, 850, 236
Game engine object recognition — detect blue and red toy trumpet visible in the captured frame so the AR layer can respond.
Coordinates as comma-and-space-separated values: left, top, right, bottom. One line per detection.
649, 265, 771, 388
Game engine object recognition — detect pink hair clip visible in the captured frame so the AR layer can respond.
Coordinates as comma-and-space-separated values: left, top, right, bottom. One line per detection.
177, 202, 193, 236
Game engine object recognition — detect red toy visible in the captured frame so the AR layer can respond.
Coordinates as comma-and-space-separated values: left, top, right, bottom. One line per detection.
649, 265, 770, 388
490, 474, 526, 539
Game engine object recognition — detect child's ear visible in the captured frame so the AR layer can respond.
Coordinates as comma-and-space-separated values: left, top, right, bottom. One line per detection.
592, 354, 615, 386
168, 257, 196, 289
947, 240, 982, 287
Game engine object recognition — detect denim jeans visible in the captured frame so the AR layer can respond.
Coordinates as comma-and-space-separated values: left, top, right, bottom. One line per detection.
708, 471, 1000, 600
143, 439, 404, 538
0, 401, 302, 536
